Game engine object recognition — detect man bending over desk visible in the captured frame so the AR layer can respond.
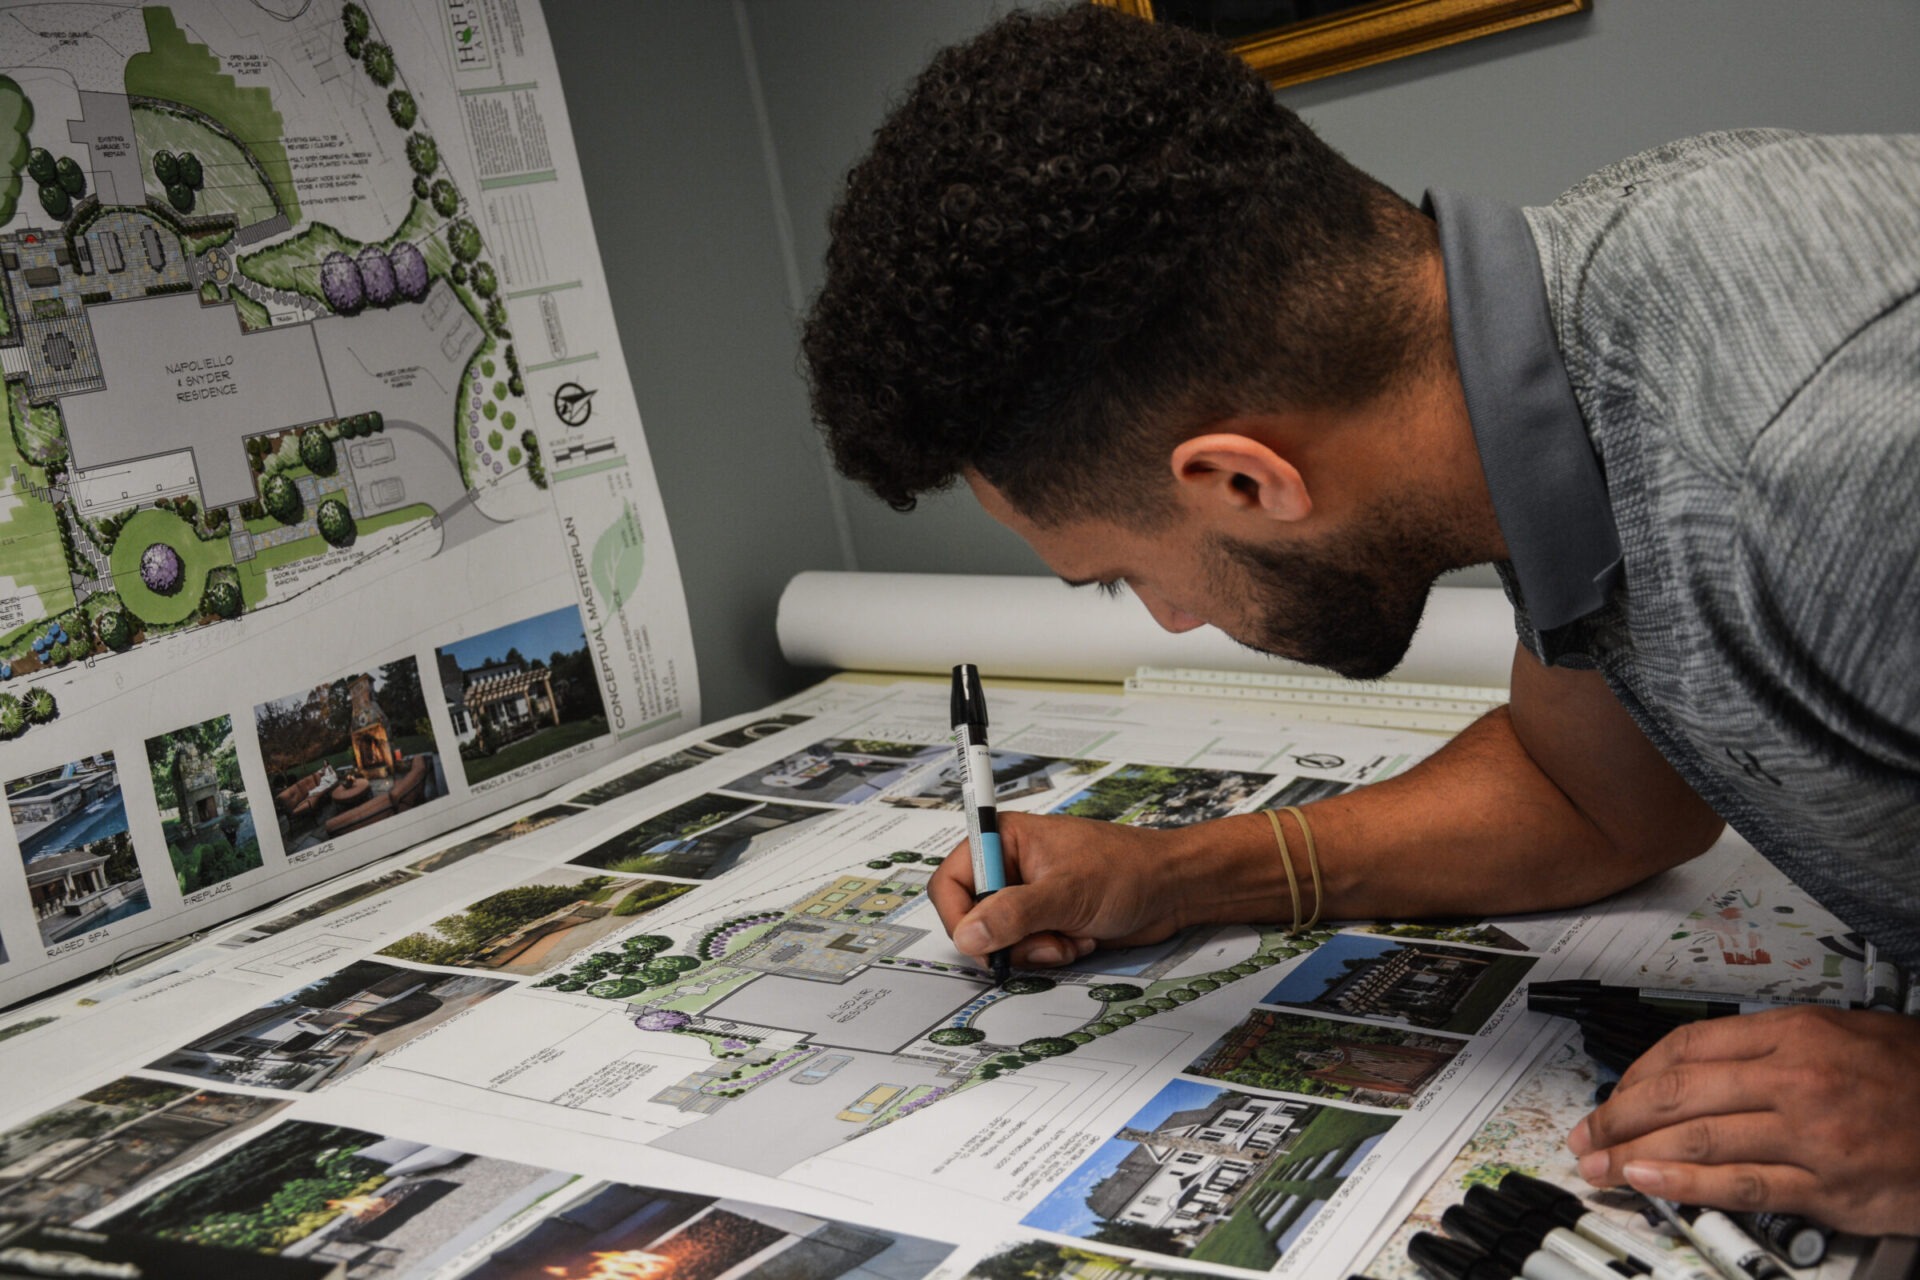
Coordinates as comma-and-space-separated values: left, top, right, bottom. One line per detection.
799, 5, 1920, 1233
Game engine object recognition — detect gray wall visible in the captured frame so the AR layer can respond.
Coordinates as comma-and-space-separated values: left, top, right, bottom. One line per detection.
547, 1, 1920, 719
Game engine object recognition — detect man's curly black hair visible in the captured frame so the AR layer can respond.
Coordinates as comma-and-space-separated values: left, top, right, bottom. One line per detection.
802, 3, 1439, 523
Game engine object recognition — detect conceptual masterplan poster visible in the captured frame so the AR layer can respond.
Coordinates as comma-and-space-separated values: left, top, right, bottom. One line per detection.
0, 0, 697, 1003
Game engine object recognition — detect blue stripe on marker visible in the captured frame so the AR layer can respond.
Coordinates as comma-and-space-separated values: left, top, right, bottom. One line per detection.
977, 832, 1006, 892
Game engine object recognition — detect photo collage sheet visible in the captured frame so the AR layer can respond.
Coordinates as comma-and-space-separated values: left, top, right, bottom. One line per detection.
0, 0, 698, 1005
0, 679, 1644, 1280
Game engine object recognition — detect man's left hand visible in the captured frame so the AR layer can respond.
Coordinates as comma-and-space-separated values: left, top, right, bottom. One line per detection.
1568, 1004, 1920, 1232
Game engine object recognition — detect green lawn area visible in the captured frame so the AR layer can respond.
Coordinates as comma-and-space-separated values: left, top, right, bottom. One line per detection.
132, 103, 278, 227
231, 289, 270, 333
462, 716, 609, 785
109, 507, 233, 626
125, 7, 298, 223
0, 402, 75, 622
1191, 1108, 1399, 1269
235, 503, 436, 607
1444, 953, 1537, 1034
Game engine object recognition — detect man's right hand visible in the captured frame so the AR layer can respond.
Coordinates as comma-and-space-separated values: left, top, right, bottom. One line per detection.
928, 811, 1217, 967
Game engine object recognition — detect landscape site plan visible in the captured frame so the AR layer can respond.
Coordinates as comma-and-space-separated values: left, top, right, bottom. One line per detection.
0, 0, 697, 1003
0, 679, 1857, 1279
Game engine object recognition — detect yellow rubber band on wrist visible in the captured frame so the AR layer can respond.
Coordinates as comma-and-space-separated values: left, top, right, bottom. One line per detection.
1283, 805, 1322, 931
1265, 807, 1302, 932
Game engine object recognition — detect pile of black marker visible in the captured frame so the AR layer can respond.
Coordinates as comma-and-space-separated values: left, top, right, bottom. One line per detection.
1387, 1172, 1829, 1280
1400, 1172, 1696, 1280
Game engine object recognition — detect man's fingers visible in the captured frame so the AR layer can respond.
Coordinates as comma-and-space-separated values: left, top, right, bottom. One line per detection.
1614, 1006, 1808, 1091
1619, 1159, 1824, 1219
1573, 1057, 1786, 1155
1574, 1111, 1796, 1187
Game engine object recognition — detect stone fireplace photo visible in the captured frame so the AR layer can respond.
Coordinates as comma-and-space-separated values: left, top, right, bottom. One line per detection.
253, 659, 449, 853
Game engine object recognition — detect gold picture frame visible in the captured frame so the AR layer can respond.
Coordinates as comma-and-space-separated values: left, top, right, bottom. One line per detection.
1092, 0, 1589, 89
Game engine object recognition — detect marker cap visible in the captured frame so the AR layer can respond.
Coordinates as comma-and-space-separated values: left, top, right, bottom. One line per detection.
1408, 1232, 1509, 1280
1465, 1183, 1580, 1232
951, 663, 988, 728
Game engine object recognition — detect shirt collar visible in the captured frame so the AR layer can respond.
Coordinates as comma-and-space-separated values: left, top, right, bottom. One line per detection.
1426, 188, 1623, 633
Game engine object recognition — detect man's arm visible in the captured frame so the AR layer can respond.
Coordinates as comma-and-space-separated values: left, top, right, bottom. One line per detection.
929, 642, 1724, 959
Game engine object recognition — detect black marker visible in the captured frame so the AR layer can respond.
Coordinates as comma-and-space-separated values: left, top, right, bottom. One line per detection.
951, 664, 1010, 984
1528, 980, 1862, 1019
1409, 1232, 1518, 1280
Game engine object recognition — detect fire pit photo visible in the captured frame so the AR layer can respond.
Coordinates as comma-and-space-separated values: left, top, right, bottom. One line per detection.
253, 658, 449, 851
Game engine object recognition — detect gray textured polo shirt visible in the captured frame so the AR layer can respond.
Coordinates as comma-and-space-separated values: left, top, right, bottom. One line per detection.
1435, 131, 1920, 968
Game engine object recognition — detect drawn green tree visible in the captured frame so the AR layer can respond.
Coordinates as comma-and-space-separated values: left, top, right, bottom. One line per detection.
24, 687, 55, 724
95, 607, 134, 651
316, 498, 355, 548
299, 429, 337, 476
448, 218, 482, 262
201, 576, 242, 619
405, 131, 437, 176
362, 42, 396, 87
261, 473, 302, 524
387, 89, 416, 129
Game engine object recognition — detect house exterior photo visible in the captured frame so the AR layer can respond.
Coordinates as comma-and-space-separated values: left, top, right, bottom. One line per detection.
1091, 1093, 1311, 1239
438, 654, 560, 748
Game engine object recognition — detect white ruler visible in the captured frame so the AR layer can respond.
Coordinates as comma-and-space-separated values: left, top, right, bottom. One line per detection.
1124, 665, 1509, 733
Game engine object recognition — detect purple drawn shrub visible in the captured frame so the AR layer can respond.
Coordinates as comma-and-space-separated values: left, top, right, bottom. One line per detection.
358, 245, 397, 308
319, 251, 364, 314
633, 1010, 689, 1032
389, 240, 428, 301
140, 543, 184, 596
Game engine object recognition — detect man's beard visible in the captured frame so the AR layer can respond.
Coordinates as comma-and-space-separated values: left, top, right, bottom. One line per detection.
1211, 500, 1458, 681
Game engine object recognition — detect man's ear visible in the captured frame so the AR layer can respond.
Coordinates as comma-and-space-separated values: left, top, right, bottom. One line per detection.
1169, 432, 1312, 523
